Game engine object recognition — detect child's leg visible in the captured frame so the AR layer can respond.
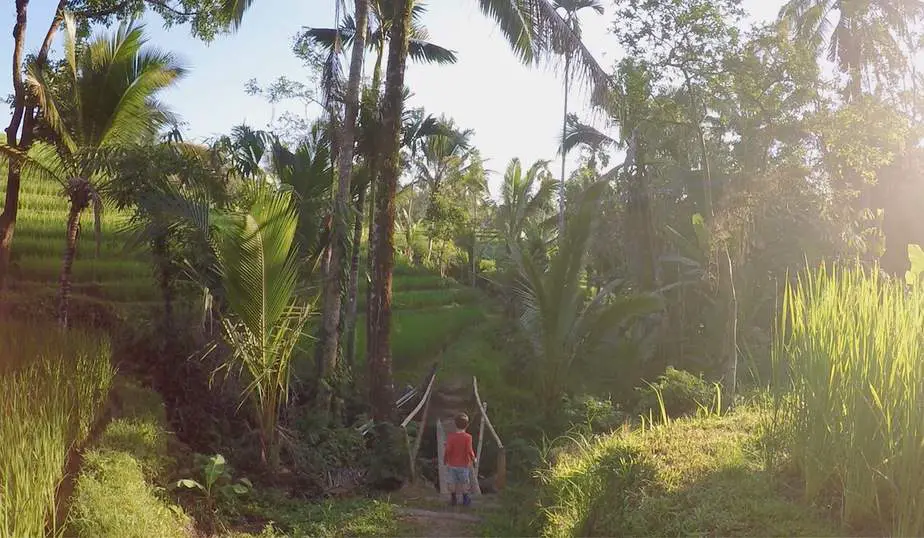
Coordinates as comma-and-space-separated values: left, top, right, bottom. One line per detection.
462, 467, 473, 506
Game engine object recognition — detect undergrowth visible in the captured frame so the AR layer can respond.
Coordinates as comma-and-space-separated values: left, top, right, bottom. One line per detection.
529, 408, 838, 537
66, 380, 189, 538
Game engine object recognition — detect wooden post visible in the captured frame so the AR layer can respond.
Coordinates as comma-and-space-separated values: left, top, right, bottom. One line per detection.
403, 426, 414, 482
473, 377, 505, 491
409, 385, 432, 483
475, 402, 487, 478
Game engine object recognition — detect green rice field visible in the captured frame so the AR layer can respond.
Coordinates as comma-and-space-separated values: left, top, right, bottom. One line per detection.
0, 175, 157, 308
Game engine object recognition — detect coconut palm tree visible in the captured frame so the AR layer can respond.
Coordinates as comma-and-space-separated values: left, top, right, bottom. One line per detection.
364, 0, 612, 420
497, 158, 557, 249
553, 0, 603, 232
779, 0, 924, 99
21, 15, 185, 327
213, 186, 309, 471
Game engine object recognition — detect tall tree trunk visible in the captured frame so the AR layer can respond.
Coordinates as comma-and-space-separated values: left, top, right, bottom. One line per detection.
559, 51, 570, 233
152, 234, 173, 332
721, 245, 738, 403
343, 185, 366, 366
0, 0, 29, 299
0, 0, 66, 298
57, 201, 82, 329
315, 0, 369, 415
368, 0, 412, 423
686, 73, 737, 401
344, 46, 385, 368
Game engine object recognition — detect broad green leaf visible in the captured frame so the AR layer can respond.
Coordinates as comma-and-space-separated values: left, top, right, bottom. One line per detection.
906, 244, 924, 286
176, 479, 205, 491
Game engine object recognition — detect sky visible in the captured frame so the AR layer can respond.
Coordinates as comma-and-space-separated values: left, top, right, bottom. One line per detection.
1, 0, 785, 196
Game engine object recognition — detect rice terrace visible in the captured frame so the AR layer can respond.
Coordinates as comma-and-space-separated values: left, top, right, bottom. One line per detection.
4, 0, 924, 536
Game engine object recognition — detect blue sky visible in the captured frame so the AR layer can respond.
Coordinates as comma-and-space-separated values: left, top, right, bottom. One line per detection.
1, 0, 783, 195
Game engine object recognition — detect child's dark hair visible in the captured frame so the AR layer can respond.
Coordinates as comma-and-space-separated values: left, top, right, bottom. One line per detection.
454, 413, 469, 430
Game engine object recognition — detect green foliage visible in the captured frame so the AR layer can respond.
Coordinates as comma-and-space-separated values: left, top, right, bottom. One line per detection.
905, 243, 924, 286
175, 454, 253, 507
535, 409, 837, 537
234, 494, 400, 537
213, 186, 310, 470
769, 264, 924, 534
511, 181, 663, 407
563, 394, 625, 435
634, 367, 718, 421
0, 324, 113, 538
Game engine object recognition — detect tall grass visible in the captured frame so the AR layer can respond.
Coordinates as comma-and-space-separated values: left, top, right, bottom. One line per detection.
771, 264, 924, 534
0, 324, 114, 537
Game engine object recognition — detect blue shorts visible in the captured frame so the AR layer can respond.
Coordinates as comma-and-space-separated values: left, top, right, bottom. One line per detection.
447, 466, 471, 486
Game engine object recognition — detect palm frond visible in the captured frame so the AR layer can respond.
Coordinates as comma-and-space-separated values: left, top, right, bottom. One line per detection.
560, 114, 617, 155
408, 39, 458, 64
221, 0, 255, 31
216, 187, 301, 341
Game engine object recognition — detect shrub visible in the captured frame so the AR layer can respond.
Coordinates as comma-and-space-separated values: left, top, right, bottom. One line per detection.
634, 367, 717, 421
0, 324, 113, 538
563, 394, 625, 434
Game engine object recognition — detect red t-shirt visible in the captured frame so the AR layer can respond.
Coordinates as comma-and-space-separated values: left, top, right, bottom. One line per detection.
444, 431, 475, 467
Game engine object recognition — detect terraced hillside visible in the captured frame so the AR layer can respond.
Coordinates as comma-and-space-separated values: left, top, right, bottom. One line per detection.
0, 175, 157, 317
3, 173, 510, 394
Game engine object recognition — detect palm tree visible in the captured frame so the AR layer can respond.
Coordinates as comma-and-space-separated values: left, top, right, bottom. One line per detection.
269, 124, 334, 280
22, 15, 185, 327
497, 158, 556, 249
553, 0, 603, 232
213, 186, 309, 471
511, 180, 662, 410
310, 0, 371, 417
412, 117, 475, 261
364, 0, 612, 421
302, 3, 457, 369
780, 0, 924, 99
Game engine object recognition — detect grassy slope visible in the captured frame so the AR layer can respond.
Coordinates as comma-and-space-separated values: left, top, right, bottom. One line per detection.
529, 409, 838, 538
0, 174, 158, 310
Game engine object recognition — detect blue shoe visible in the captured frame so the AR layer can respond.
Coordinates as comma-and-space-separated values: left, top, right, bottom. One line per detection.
462, 494, 471, 506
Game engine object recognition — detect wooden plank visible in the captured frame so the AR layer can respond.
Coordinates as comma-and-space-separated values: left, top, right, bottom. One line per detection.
409, 381, 433, 482
472, 376, 503, 448
475, 402, 487, 478
401, 372, 436, 428
436, 419, 449, 495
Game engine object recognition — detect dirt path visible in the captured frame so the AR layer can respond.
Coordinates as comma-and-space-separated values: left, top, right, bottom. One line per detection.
390, 483, 499, 537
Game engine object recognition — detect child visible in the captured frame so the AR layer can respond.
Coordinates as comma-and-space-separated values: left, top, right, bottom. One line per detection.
443, 412, 476, 506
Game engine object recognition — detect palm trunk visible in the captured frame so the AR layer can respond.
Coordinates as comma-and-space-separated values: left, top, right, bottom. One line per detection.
152, 234, 173, 332
559, 52, 570, 233
0, 0, 66, 297
57, 202, 82, 328
343, 185, 366, 366
345, 46, 385, 368
368, 0, 412, 423
315, 0, 369, 415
